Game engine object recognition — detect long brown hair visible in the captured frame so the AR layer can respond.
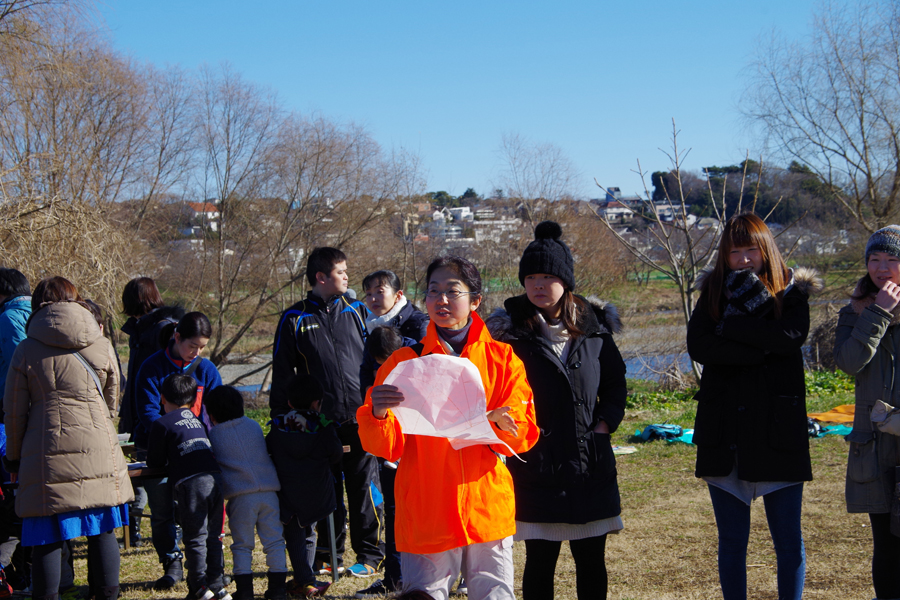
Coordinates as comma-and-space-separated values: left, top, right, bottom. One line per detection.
702, 213, 789, 321
525, 289, 586, 338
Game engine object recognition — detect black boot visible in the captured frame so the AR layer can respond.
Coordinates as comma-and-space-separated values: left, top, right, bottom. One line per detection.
232, 574, 254, 600
263, 571, 287, 600
96, 586, 119, 599
154, 558, 184, 590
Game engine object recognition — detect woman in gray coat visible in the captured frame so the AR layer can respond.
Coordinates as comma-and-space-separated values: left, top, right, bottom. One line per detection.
3, 277, 133, 600
835, 225, 900, 600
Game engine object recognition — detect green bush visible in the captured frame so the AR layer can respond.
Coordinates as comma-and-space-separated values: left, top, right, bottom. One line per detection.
805, 369, 854, 396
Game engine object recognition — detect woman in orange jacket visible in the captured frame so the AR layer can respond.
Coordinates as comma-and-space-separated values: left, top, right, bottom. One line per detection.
357, 256, 539, 600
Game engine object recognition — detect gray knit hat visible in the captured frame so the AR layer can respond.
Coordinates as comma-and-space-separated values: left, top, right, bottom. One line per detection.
866, 225, 900, 261
518, 221, 576, 290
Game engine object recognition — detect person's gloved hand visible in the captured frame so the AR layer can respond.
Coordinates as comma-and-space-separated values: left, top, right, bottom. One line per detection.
871, 400, 900, 436
724, 269, 772, 315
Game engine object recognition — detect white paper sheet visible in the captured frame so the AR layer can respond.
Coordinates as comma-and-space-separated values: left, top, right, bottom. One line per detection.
383, 354, 513, 453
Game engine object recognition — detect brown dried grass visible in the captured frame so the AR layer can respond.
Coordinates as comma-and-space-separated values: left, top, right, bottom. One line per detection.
84, 417, 867, 599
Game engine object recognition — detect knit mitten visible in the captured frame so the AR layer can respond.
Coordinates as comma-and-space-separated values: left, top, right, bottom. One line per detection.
716, 270, 773, 335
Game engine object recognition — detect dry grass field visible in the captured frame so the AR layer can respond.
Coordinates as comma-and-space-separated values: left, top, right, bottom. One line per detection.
67, 389, 867, 600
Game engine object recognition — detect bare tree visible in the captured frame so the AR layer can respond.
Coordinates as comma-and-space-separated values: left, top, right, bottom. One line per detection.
495, 132, 580, 226
744, 0, 900, 231
594, 123, 757, 380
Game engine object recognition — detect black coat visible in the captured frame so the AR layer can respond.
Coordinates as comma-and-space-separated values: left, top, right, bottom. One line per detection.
119, 305, 185, 435
265, 415, 344, 526
359, 301, 429, 399
486, 295, 627, 524
270, 292, 368, 422
687, 268, 822, 482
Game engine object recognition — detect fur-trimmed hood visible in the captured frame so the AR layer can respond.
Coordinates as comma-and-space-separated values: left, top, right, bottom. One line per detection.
849, 275, 900, 325
485, 294, 622, 343
693, 266, 824, 297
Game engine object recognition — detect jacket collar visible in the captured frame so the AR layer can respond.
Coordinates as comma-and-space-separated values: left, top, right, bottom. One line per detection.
420, 311, 492, 356
485, 294, 622, 343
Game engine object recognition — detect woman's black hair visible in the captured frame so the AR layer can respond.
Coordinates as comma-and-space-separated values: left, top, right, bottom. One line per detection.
366, 326, 404, 363
425, 256, 482, 296
161, 373, 198, 408
176, 312, 213, 340
363, 270, 402, 293
204, 385, 245, 423
159, 311, 212, 348
83, 299, 104, 327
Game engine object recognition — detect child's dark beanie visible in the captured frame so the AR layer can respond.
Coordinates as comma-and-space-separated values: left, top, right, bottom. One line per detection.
518, 221, 576, 290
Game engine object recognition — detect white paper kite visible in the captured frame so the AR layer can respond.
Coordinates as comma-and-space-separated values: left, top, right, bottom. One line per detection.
382, 354, 514, 454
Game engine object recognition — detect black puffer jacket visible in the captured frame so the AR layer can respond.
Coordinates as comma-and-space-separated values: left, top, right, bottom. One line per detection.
270, 292, 368, 422
359, 301, 429, 399
119, 305, 185, 435
687, 267, 822, 482
486, 294, 627, 524
266, 413, 344, 526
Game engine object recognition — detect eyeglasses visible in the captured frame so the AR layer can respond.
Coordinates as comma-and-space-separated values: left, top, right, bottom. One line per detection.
425, 289, 478, 300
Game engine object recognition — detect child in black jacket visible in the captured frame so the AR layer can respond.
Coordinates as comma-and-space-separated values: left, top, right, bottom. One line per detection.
266, 374, 343, 598
147, 374, 228, 600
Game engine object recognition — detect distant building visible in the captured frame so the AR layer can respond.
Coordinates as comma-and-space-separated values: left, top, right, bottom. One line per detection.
448, 206, 473, 222
185, 201, 220, 233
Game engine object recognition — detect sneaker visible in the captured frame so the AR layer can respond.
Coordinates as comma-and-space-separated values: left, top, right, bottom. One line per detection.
194, 587, 216, 600
214, 588, 234, 600
314, 561, 344, 576
286, 579, 331, 598
59, 586, 86, 600
347, 563, 377, 578
355, 579, 398, 598
453, 578, 467, 596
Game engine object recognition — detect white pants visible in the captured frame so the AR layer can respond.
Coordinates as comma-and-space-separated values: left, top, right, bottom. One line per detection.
226, 491, 288, 575
401, 537, 514, 600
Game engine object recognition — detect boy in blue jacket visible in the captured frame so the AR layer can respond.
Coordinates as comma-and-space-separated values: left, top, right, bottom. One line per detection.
147, 374, 228, 600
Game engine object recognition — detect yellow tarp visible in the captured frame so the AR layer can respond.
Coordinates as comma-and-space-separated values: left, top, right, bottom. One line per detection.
808, 404, 855, 424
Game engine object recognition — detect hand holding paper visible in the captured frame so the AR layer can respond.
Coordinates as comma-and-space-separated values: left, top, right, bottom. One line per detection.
371, 384, 405, 419
381, 354, 519, 454
487, 406, 518, 437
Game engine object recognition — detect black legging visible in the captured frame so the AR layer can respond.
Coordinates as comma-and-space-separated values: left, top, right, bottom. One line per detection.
870, 513, 900, 599
522, 535, 608, 600
32, 530, 120, 598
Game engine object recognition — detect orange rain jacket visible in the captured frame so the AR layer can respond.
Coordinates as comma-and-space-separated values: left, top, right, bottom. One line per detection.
357, 312, 538, 555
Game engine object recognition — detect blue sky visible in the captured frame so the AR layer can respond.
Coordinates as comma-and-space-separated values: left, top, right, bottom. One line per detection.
98, 0, 818, 199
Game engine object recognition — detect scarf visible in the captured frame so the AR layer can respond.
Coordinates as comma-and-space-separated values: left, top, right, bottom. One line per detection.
436, 319, 473, 356
365, 296, 408, 332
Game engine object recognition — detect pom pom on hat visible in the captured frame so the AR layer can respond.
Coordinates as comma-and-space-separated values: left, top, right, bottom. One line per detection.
518, 220, 576, 290
534, 220, 563, 241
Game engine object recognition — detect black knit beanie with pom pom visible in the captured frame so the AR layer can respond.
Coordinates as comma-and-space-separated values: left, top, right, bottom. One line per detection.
518, 221, 576, 290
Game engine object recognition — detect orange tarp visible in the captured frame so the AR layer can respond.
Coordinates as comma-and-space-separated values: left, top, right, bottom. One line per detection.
808, 404, 855, 424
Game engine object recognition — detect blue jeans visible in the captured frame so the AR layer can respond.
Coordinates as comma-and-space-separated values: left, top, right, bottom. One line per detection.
708, 483, 806, 600
144, 476, 182, 565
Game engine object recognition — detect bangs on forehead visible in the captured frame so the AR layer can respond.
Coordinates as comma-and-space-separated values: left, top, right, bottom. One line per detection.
725, 218, 760, 250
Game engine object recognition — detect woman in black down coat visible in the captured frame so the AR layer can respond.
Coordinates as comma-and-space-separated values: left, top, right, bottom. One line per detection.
487, 221, 627, 600
687, 213, 821, 600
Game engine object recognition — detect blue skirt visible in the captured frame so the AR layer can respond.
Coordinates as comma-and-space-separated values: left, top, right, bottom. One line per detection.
22, 504, 129, 547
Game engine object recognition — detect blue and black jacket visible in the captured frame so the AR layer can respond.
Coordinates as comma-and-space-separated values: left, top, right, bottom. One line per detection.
270, 292, 367, 422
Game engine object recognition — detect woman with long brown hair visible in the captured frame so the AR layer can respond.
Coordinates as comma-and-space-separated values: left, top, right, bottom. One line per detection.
687, 213, 821, 600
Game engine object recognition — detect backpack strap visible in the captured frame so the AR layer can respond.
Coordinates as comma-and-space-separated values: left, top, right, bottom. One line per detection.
72, 350, 105, 400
